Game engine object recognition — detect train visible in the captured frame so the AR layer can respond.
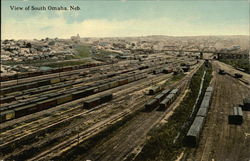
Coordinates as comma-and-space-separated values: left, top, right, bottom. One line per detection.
185, 86, 213, 147
0, 72, 147, 123
84, 93, 113, 109
0, 66, 138, 96
0, 59, 175, 123
145, 87, 182, 112
0, 62, 105, 82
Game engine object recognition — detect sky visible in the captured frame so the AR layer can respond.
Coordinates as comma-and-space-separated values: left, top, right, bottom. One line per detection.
1, 0, 249, 39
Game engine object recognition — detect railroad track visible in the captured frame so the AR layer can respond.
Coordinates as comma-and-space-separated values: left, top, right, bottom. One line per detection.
0, 59, 157, 87
1, 60, 169, 112
0, 68, 138, 108
0, 57, 197, 160
0, 73, 171, 159
25, 63, 202, 161
0, 81, 158, 160
27, 93, 149, 161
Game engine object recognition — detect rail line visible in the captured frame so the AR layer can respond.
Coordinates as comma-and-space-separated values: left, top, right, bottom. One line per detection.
0, 73, 171, 158
26, 63, 202, 161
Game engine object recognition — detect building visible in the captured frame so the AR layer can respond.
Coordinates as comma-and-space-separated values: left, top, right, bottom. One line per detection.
71, 34, 81, 42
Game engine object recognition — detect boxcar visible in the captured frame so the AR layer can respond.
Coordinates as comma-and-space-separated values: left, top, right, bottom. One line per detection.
36, 98, 57, 110
200, 96, 210, 109
162, 88, 171, 95
18, 72, 29, 79
1, 110, 15, 122
196, 107, 208, 118
234, 73, 243, 78
26, 82, 39, 89
155, 93, 166, 102
98, 84, 110, 92
228, 107, 243, 125
128, 76, 135, 83
162, 68, 173, 74
84, 97, 100, 109
149, 86, 161, 95
243, 97, 250, 111
145, 98, 158, 111
14, 104, 36, 118
109, 81, 119, 88
37, 80, 51, 86
0, 87, 13, 95
50, 78, 61, 84
100, 93, 113, 104
84, 87, 98, 96
72, 90, 87, 99
62, 66, 72, 72
159, 98, 170, 110
118, 78, 128, 86
206, 87, 213, 93
166, 93, 175, 103
0, 96, 15, 104
186, 116, 205, 147
56, 94, 72, 105
170, 88, 179, 95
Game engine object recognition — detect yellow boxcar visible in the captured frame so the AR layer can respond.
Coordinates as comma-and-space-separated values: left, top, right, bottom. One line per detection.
57, 94, 72, 104
50, 78, 61, 84
109, 81, 119, 88
5, 110, 15, 120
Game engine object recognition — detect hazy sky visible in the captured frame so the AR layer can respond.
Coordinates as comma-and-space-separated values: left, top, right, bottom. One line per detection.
1, 0, 249, 39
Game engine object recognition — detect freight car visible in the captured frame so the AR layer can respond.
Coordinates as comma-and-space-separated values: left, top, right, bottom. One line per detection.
0, 62, 106, 82
0, 110, 15, 123
218, 69, 226, 75
185, 86, 213, 147
155, 93, 166, 102
186, 116, 205, 147
234, 73, 243, 78
145, 98, 158, 111
162, 67, 173, 74
196, 107, 208, 118
146, 88, 181, 111
153, 69, 162, 75
0, 78, 56, 96
148, 85, 163, 95
0, 72, 148, 123
83, 93, 113, 109
242, 97, 250, 111
159, 98, 170, 111
0, 96, 15, 104
228, 107, 243, 125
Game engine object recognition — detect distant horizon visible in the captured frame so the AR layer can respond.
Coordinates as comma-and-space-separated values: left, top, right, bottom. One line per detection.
2, 0, 249, 39
2, 34, 249, 41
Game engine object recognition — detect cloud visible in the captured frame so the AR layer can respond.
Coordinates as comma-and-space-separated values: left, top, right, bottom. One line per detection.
1, 14, 249, 40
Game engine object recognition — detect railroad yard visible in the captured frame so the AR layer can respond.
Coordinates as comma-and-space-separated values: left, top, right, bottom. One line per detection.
186, 61, 250, 161
2, 0, 250, 159
1, 43, 250, 161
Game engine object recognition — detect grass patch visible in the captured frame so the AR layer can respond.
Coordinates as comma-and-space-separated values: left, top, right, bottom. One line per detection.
74, 45, 91, 59
134, 63, 212, 161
